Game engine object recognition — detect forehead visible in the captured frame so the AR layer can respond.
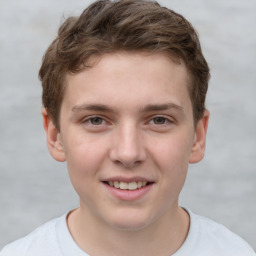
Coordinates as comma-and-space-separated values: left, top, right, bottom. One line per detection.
63, 52, 192, 113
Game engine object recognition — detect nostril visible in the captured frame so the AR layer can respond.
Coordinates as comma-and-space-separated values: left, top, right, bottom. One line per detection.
109, 134, 147, 167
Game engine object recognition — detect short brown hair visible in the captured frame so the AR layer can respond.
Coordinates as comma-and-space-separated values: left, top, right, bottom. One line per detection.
39, 0, 210, 130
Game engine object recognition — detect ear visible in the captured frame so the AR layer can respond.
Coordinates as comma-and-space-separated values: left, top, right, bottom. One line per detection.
189, 110, 209, 164
42, 108, 66, 162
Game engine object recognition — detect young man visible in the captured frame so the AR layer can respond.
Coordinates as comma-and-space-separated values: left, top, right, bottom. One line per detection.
1, 0, 255, 255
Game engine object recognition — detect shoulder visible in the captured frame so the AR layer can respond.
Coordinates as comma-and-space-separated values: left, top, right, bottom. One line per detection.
177, 209, 255, 256
0, 214, 66, 256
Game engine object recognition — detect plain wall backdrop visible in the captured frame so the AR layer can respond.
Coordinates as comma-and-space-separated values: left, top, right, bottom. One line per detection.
0, 0, 255, 250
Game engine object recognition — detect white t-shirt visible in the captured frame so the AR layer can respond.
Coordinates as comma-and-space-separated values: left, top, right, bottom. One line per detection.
1, 209, 255, 256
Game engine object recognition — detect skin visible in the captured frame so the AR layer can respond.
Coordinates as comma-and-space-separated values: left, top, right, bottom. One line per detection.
43, 52, 209, 256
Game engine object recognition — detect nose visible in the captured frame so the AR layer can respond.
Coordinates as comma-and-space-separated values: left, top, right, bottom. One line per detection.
109, 123, 147, 168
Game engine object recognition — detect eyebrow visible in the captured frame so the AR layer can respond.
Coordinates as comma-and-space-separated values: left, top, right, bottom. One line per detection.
71, 103, 184, 113
72, 104, 116, 113
142, 103, 184, 113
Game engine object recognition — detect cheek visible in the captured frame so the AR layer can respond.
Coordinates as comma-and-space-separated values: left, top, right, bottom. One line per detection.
150, 132, 193, 169
63, 134, 108, 186
150, 133, 193, 191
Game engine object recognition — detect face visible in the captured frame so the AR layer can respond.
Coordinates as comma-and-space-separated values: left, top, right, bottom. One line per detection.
44, 52, 208, 231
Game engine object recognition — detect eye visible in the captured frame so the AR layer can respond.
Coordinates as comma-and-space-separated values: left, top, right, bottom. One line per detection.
150, 116, 169, 125
89, 116, 104, 125
147, 115, 175, 131
82, 116, 108, 128
81, 115, 111, 131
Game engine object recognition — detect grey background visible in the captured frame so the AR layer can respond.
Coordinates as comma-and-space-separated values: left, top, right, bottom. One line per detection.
0, 0, 255, 251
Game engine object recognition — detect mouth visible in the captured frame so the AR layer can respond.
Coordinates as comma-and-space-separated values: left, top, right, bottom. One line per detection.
104, 181, 150, 190
102, 179, 154, 200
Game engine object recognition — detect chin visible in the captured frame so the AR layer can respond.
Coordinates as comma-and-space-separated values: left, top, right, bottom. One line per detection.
107, 210, 156, 231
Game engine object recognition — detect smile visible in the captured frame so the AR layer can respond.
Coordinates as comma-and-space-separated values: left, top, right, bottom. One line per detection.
107, 181, 147, 190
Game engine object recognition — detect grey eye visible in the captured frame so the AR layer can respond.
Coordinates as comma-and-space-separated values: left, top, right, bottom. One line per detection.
89, 117, 104, 125
152, 117, 167, 124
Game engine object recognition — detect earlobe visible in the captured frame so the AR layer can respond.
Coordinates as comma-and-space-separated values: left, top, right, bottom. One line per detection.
189, 110, 209, 164
42, 108, 66, 162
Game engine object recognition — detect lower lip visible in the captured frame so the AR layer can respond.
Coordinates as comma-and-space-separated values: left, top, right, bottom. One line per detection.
103, 183, 153, 201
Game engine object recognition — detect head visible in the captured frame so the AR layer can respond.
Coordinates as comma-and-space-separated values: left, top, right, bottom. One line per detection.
40, 0, 210, 233
39, 0, 210, 131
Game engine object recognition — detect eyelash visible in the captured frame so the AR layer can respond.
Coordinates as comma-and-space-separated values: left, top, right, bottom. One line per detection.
81, 115, 174, 131
82, 116, 107, 126
149, 116, 171, 125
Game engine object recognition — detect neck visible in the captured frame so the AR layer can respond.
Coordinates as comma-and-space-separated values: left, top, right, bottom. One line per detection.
67, 205, 190, 256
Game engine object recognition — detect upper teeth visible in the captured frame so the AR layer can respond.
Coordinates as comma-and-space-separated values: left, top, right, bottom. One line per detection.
108, 181, 147, 190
